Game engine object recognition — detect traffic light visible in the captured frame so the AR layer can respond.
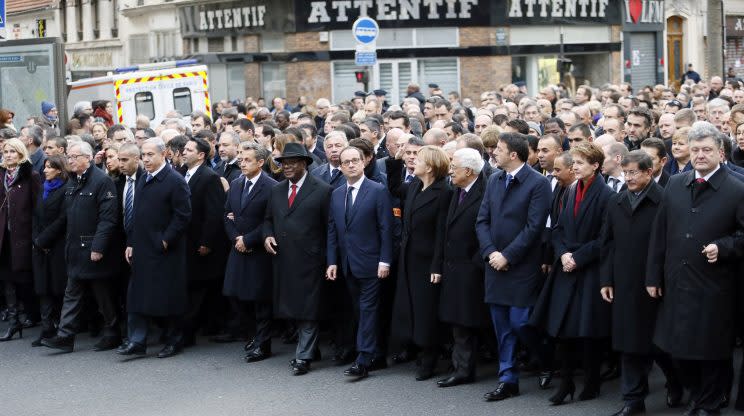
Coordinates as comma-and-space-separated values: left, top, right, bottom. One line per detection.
355, 70, 369, 84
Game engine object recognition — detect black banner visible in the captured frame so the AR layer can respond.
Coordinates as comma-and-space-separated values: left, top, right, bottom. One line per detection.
295, 0, 623, 31
179, 0, 295, 37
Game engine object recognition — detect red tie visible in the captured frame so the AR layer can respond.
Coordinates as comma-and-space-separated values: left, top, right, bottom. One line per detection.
695, 178, 706, 183
288, 184, 297, 208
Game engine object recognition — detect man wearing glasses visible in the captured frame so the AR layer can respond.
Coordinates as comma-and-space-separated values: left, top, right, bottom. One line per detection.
42, 142, 122, 353
326, 146, 393, 379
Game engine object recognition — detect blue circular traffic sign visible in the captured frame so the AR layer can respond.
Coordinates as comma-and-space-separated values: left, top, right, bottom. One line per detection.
352, 17, 379, 45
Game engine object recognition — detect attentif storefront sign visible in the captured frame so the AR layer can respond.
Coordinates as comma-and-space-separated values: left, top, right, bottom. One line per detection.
179, 0, 295, 37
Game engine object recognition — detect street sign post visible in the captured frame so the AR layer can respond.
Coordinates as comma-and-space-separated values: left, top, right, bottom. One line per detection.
351, 16, 378, 90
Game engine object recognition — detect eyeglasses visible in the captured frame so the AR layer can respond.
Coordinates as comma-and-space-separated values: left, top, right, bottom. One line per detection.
340, 158, 361, 167
67, 154, 87, 161
623, 170, 648, 178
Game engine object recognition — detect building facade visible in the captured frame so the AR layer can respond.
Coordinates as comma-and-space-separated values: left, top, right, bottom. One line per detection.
4, 0, 737, 104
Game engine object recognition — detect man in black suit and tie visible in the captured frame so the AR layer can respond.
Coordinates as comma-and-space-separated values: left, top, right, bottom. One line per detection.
263, 143, 332, 376
326, 146, 394, 379
476, 132, 552, 401
437, 148, 488, 388
602, 142, 629, 192
640, 138, 670, 187
311, 130, 347, 189
223, 142, 278, 362
646, 122, 744, 415
216, 131, 242, 183
180, 137, 228, 346
117, 138, 191, 358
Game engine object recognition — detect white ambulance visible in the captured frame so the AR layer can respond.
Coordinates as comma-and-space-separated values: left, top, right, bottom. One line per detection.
66, 60, 212, 127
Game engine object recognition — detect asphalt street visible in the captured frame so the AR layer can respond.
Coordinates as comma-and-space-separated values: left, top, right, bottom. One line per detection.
0, 328, 741, 416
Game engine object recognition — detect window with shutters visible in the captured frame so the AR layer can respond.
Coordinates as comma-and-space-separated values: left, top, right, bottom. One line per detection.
332, 58, 459, 106
129, 34, 150, 64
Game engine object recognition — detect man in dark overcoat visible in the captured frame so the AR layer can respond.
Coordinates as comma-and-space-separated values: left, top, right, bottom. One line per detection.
646, 121, 744, 415
436, 148, 488, 388
223, 142, 277, 362
263, 142, 332, 376
117, 138, 191, 358
600, 150, 682, 415
42, 141, 122, 353
180, 137, 227, 346
476, 133, 551, 401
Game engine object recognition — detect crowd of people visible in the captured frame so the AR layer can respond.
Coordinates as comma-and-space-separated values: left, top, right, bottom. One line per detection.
0, 74, 743, 416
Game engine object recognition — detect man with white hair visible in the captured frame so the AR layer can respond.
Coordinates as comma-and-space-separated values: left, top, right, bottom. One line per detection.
437, 147, 486, 388
707, 98, 730, 131
42, 141, 123, 353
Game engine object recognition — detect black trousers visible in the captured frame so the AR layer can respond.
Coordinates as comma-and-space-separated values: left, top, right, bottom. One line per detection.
57, 278, 119, 338
620, 350, 680, 405
39, 295, 62, 334
252, 301, 272, 347
558, 338, 603, 388
451, 325, 478, 378
677, 358, 729, 412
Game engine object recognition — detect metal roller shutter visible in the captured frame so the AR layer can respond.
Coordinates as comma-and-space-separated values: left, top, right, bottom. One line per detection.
418, 59, 459, 98
629, 33, 657, 89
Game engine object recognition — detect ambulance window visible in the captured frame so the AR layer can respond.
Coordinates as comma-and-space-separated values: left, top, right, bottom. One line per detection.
134, 92, 155, 120
173, 87, 192, 115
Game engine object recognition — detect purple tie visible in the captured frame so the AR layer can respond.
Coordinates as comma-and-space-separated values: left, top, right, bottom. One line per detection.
458, 188, 467, 205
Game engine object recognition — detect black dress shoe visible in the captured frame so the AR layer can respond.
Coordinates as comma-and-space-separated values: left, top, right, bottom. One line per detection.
116, 342, 146, 356
538, 370, 553, 389
344, 363, 369, 379
332, 350, 355, 366
244, 347, 271, 363
41, 335, 74, 353
93, 336, 122, 352
244, 339, 257, 352
601, 364, 621, 381
696, 409, 721, 416
368, 357, 388, 371
157, 344, 182, 358
392, 350, 415, 364
291, 359, 310, 375
610, 403, 646, 416
415, 367, 435, 381
437, 375, 474, 388
32, 330, 56, 347
210, 333, 242, 343
666, 382, 683, 408
484, 382, 520, 401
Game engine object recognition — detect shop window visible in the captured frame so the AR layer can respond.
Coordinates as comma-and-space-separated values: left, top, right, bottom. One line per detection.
173, 87, 192, 115
262, 63, 286, 102
261, 33, 285, 52
135, 92, 155, 120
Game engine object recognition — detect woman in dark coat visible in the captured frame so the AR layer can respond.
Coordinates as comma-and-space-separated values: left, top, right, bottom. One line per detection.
31, 155, 69, 345
0, 139, 41, 341
530, 142, 612, 404
390, 145, 453, 381
663, 126, 693, 175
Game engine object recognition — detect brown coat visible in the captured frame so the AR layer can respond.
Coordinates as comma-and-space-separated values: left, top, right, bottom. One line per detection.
0, 161, 42, 278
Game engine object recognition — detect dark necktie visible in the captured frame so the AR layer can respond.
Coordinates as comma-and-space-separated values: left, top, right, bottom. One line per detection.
345, 185, 355, 224
146, 173, 153, 183
458, 188, 467, 205
124, 177, 134, 229
505, 173, 513, 190
405, 174, 414, 183
288, 184, 297, 208
330, 168, 340, 183
241, 179, 252, 209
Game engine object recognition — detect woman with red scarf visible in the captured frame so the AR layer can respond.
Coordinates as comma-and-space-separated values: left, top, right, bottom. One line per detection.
530, 142, 613, 406
92, 100, 114, 128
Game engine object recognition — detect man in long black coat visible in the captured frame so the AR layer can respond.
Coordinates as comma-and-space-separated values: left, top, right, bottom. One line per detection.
42, 142, 122, 353
180, 137, 227, 346
646, 122, 744, 414
263, 142, 332, 376
223, 142, 277, 362
436, 148, 488, 388
117, 138, 192, 358
600, 151, 682, 415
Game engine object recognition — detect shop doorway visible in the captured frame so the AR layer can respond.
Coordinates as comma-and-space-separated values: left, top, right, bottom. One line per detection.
667, 16, 685, 90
